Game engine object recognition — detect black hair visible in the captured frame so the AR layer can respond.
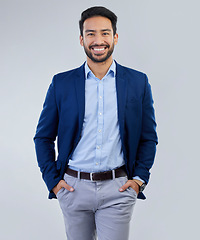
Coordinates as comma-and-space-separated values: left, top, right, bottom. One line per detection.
79, 6, 117, 36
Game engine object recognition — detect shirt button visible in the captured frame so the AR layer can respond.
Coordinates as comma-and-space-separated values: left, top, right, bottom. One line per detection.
99, 112, 102, 116
98, 129, 101, 133
97, 145, 100, 149
96, 162, 99, 165
99, 96, 102, 99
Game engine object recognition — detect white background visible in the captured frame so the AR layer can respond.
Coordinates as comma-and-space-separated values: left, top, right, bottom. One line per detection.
1, 0, 199, 239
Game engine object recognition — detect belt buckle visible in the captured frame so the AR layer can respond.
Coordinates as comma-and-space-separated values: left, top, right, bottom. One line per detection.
90, 172, 95, 181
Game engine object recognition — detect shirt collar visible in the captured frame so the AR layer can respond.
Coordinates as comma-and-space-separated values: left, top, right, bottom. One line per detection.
85, 60, 116, 80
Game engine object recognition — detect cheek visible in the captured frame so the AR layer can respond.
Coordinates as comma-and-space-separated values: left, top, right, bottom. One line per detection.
82, 39, 89, 46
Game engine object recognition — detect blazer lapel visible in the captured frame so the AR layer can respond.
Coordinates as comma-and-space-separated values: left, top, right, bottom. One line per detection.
115, 62, 127, 142
74, 63, 86, 136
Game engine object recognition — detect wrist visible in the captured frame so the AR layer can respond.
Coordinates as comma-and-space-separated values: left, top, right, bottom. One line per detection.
132, 180, 146, 193
132, 179, 143, 187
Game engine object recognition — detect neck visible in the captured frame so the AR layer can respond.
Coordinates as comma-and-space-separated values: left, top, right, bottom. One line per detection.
87, 57, 113, 80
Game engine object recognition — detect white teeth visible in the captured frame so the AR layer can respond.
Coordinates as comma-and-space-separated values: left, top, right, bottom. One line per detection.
93, 48, 105, 51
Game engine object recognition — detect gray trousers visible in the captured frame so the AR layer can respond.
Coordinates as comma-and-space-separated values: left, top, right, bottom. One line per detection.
56, 173, 137, 240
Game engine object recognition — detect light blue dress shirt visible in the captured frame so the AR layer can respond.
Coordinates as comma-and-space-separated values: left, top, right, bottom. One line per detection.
68, 61, 125, 172
68, 61, 144, 182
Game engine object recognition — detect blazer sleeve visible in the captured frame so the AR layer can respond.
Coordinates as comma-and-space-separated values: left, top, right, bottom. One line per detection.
133, 74, 158, 184
34, 75, 62, 192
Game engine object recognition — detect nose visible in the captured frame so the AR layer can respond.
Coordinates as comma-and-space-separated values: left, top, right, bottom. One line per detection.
93, 33, 104, 45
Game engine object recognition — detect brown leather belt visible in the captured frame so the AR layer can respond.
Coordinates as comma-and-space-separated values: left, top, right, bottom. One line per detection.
66, 166, 127, 181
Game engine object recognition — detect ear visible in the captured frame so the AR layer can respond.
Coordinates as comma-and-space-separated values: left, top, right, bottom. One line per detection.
80, 35, 84, 46
114, 33, 118, 45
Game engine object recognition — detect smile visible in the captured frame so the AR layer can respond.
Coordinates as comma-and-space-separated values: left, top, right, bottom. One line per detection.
90, 46, 108, 55
92, 47, 106, 51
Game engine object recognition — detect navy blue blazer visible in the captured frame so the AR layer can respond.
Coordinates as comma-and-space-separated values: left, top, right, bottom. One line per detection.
34, 62, 158, 200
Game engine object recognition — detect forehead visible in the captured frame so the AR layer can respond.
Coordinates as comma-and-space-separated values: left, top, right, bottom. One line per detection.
83, 16, 113, 32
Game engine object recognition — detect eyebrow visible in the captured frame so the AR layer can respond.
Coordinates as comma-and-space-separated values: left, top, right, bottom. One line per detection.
85, 29, 112, 33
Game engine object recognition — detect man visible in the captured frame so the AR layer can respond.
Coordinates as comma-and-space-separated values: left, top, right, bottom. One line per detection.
34, 6, 158, 240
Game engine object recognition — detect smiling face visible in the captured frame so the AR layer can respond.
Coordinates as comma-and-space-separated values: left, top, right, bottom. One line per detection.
80, 16, 118, 63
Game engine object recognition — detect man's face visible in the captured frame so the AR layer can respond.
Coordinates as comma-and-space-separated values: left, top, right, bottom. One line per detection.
80, 16, 118, 63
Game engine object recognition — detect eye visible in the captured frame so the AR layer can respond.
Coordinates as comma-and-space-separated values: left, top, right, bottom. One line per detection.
87, 33, 94, 36
103, 32, 109, 36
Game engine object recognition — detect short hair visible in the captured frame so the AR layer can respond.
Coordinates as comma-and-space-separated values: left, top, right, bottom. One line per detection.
79, 6, 117, 36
